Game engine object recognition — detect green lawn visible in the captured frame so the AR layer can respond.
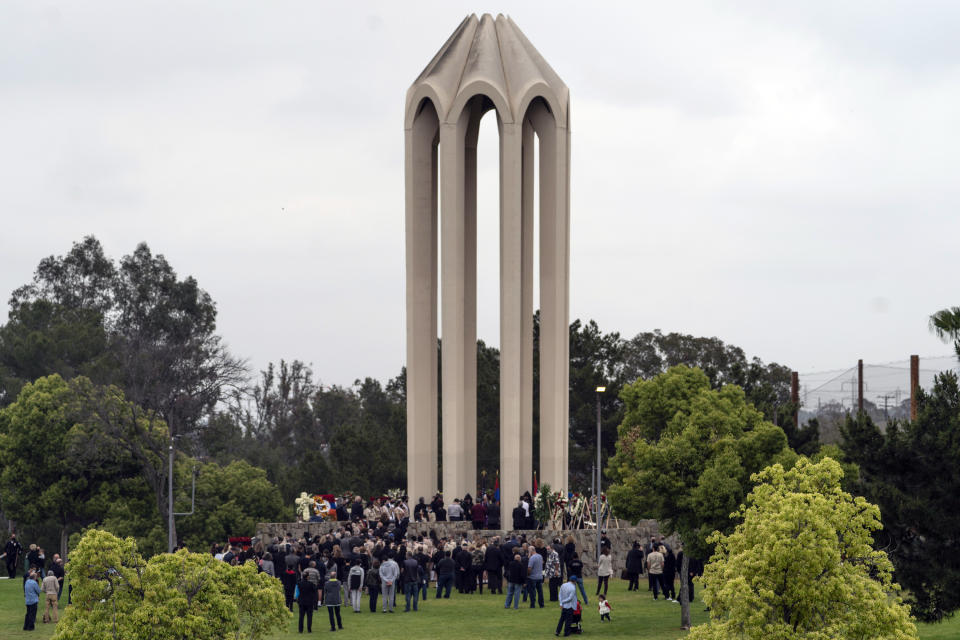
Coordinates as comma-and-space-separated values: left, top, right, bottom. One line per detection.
1, 576, 957, 639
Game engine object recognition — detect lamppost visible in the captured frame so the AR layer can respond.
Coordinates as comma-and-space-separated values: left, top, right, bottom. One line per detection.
595, 385, 606, 565
168, 437, 174, 552
167, 434, 197, 553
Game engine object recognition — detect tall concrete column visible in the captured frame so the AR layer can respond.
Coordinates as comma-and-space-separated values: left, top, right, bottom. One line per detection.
520, 118, 535, 496
440, 116, 469, 503
462, 101, 484, 497
530, 100, 570, 496
499, 118, 523, 510
405, 100, 440, 502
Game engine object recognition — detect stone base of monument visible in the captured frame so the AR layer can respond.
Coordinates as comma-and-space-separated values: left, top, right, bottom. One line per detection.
256, 519, 679, 577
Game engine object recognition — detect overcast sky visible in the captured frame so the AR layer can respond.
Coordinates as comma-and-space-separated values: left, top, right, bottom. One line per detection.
2, 1, 958, 388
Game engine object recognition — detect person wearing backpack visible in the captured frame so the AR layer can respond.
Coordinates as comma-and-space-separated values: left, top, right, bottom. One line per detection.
297, 572, 320, 633
365, 559, 382, 613
347, 560, 365, 613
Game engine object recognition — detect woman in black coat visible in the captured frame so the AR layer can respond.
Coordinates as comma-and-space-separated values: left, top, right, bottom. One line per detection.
625, 542, 645, 591
297, 574, 320, 633
661, 547, 677, 601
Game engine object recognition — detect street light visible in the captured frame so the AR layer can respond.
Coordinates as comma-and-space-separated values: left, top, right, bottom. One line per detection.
595, 386, 606, 565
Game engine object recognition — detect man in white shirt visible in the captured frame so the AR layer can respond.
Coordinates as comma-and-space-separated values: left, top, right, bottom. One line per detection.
556, 576, 578, 636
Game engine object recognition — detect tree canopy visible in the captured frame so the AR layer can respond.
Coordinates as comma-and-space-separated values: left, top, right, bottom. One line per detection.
0, 374, 286, 558
841, 371, 960, 622
0, 236, 807, 545
606, 365, 796, 628
689, 457, 917, 640
53, 528, 288, 640
0, 375, 126, 556
607, 365, 795, 559
0, 236, 246, 438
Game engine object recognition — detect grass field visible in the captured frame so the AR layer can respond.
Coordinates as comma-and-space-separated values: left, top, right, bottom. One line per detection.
1, 576, 957, 639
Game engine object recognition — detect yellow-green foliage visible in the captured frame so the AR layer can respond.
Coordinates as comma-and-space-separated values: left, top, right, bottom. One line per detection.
53, 529, 289, 640
689, 457, 917, 640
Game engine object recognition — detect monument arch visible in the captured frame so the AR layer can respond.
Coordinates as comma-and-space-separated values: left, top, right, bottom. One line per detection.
405, 14, 570, 510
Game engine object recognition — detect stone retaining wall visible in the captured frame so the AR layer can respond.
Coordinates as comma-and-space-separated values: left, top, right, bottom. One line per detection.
256, 520, 680, 577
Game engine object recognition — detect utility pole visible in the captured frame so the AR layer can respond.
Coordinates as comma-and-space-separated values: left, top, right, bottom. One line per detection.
791, 372, 800, 430
910, 355, 919, 421
876, 394, 895, 421
857, 359, 864, 414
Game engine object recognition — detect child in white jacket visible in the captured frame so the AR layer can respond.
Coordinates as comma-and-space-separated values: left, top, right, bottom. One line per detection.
598, 594, 612, 621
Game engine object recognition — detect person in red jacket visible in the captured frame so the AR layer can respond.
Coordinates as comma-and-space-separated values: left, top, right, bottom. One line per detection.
471, 499, 488, 530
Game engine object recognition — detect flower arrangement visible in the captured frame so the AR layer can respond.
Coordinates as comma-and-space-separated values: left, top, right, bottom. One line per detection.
313, 495, 333, 518
533, 483, 554, 526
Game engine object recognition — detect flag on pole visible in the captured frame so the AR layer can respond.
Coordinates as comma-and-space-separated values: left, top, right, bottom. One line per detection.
533, 471, 538, 496
494, 470, 500, 502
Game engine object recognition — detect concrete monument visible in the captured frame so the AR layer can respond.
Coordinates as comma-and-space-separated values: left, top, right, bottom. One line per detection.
405, 14, 570, 510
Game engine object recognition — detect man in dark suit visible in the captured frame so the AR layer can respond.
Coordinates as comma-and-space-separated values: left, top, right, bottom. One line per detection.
484, 537, 504, 594
4, 534, 22, 579
512, 502, 526, 530
487, 500, 501, 529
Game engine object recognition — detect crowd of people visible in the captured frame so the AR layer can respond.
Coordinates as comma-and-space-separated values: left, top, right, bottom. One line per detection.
209, 515, 701, 635
4, 533, 67, 631
308, 491, 543, 532
5, 488, 703, 635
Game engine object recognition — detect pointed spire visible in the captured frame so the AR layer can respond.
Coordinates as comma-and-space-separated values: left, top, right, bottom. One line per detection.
406, 14, 568, 127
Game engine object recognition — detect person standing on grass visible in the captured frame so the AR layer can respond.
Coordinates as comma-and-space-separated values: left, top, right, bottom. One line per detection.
322, 570, 345, 632
625, 542, 644, 591
402, 554, 421, 612
545, 543, 562, 602
379, 552, 399, 612
260, 552, 276, 577
416, 543, 431, 601
435, 550, 455, 599
661, 545, 677, 602
3, 533, 23, 579
597, 594, 612, 621
555, 575, 578, 637
23, 570, 41, 631
646, 545, 664, 600
505, 553, 525, 609
347, 559, 365, 613
596, 546, 613, 597
470, 543, 485, 594
297, 571, 319, 633
484, 537, 504, 594
51, 554, 65, 599
527, 544, 545, 608
42, 570, 59, 623
566, 552, 588, 605
366, 559, 382, 612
